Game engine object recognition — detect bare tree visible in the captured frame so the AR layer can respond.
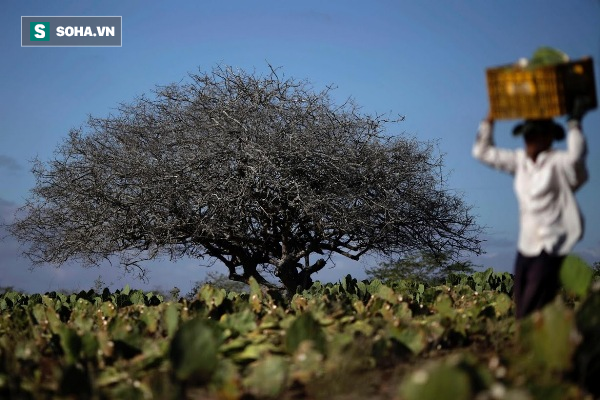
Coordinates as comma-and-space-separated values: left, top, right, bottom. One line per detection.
8, 65, 482, 292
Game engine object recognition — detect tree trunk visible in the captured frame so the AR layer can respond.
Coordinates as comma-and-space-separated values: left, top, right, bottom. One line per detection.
276, 259, 326, 294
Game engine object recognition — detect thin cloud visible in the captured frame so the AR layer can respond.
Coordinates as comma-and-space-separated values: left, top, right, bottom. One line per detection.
478, 233, 516, 250
0, 197, 15, 208
0, 155, 22, 171
287, 10, 333, 23
577, 245, 600, 263
0, 198, 17, 223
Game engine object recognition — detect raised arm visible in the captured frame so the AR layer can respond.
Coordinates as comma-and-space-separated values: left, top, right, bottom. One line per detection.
561, 119, 588, 191
472, 117, 518, 174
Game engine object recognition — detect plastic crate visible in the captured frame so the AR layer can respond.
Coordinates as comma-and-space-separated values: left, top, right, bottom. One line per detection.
486, 57, 597, 120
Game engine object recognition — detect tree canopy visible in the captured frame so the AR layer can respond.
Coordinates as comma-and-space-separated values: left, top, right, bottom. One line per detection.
9, 65, 482, 292
366, 250, 479, 287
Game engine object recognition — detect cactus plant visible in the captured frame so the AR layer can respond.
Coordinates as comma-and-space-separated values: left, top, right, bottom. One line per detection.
169, 317, 221, 382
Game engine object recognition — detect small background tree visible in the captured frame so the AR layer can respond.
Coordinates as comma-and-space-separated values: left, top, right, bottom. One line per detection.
186, 271, 249, 300
8, 65, 482, 293
366, 250, 479, 286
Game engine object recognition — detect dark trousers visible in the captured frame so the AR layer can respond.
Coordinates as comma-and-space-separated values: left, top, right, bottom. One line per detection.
513, 251, 565, 319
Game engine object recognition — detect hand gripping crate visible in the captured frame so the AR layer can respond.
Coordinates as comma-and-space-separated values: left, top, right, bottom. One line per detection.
486, 57, 597, 120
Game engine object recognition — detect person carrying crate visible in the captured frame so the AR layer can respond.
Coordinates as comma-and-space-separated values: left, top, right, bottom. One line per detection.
472, 101, 589, 319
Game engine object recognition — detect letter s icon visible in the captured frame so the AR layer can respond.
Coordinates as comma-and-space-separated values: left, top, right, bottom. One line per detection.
34, 24, 46, 39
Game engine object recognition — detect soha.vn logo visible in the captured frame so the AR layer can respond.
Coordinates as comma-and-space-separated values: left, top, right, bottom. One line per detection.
23, 16, 121, 47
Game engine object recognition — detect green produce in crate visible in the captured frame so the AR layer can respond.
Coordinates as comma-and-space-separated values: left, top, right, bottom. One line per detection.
528, 46, 569, 68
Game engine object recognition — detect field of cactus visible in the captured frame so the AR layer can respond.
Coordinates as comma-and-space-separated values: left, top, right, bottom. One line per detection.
0, 256, 598, 400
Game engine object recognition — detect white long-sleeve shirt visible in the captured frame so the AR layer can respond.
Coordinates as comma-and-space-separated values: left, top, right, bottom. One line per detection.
472, 120, 588, 256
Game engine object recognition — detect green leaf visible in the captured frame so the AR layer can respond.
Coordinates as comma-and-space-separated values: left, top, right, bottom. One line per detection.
391, 326, 427, 355
42, 295, 55, 309
244, 355, 288, 399
232, 342, 277, 363
129, 290, 145, 305
59, 327, 82, 365
400, 363, 472, 400
375, 284, 397, 303
285, 312, 326, 355
140, 307, 160, 334
81, 332, 99, 359
367, 279, 382, 295
560, 254, 593, 297
491, 293, 513, 318
31, 303, 47, 325
100, 301, 117, 319
45, 306, 63, 333
248, 277, 263, 313
164, 302, 180, 338
356, 280, 367, 298
96, 367, 129, 387
434, 293, 455, 318
70, 305, 95, 332
199, 284, 226, 308
211, 359, 242, 400
169, 317, 221, 381
520, 299, 576, 371
220, 309, 257, 336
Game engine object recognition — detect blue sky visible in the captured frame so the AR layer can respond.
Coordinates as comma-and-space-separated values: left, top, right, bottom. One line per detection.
1, 0, 599, 294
